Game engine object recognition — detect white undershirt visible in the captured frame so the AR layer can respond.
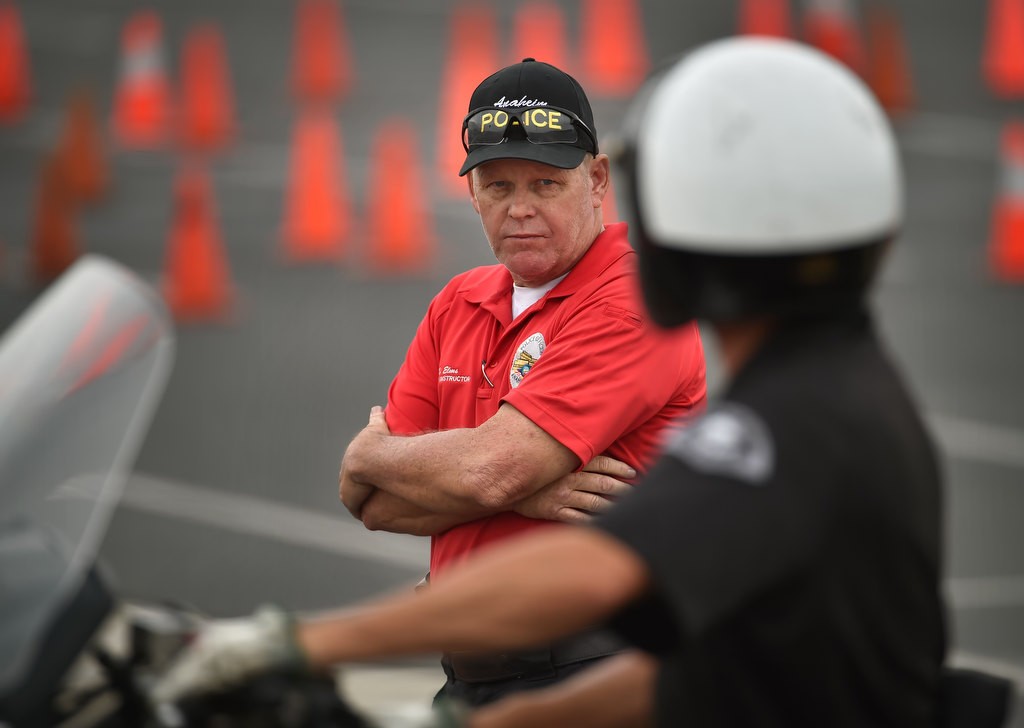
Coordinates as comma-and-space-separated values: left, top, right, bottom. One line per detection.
512, 273, 568, 319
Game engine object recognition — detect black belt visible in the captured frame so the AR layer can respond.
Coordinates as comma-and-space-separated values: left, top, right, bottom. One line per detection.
444, 628, 625, 683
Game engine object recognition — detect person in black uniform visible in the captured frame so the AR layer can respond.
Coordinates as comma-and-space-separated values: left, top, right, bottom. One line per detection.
586, 36, 948, 725
152, 37, 948, 727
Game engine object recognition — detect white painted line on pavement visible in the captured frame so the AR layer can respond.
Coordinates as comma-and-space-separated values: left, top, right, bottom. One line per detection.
947, 574, 1024, 611
117, 410, 1024, 610
927, 413, 1024, 471
122, 472, 428, 571
340, 665, 443, 716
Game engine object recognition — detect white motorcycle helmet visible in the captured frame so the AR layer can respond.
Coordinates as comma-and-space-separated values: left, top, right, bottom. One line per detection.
615, 37, 903, 327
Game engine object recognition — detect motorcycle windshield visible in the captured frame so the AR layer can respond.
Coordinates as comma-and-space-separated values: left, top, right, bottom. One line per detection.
0, 257, 174, 693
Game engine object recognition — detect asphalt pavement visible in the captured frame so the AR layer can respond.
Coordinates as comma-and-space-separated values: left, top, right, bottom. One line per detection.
1, 0, 1023, 721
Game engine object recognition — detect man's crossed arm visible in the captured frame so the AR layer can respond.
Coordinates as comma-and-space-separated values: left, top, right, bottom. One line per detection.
339, 405, 636, 535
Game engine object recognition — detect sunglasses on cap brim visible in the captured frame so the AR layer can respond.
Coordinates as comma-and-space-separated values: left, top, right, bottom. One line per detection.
461, 105, 597, 154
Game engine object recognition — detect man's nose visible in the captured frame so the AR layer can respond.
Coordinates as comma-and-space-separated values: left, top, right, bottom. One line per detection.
507, 188, 536, 218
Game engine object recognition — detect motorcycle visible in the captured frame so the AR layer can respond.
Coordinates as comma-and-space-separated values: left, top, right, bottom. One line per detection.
0, 257, 437, 728
0, 257, 1015, 728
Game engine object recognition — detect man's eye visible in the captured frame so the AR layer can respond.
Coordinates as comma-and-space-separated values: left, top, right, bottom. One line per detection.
538, 179, 555, 186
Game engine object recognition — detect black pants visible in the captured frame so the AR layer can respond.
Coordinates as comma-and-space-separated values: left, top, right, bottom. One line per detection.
434, 653, 612, 707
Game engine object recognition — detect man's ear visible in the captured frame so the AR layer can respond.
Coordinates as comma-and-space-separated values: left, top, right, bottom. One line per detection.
467, 173, 481, 214
590, 154, 611, 208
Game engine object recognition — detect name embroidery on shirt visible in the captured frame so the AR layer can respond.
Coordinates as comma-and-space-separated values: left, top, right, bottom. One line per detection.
510, 332, 546, 388
438, 365, 471, 383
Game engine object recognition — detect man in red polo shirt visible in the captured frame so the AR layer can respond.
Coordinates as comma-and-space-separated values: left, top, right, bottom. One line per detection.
338, 58, 706, 705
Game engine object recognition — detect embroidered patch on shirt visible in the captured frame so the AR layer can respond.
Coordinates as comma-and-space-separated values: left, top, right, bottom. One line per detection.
510, 332, 545, 388
665, 402, 774, 484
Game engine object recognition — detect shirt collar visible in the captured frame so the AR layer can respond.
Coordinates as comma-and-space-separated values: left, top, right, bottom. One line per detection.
463, 222, 633, 307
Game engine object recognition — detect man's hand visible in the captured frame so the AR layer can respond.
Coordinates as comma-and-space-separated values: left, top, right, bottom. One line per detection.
340, 405, 390, 518
150, 606, 308, 705
513, 455, 636, 523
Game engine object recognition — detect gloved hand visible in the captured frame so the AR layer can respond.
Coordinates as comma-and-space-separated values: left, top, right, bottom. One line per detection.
150, 605, 309, 706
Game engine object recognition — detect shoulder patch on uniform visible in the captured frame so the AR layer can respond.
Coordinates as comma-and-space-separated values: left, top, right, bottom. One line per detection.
664, 402, 774, 484
510, 332, 545, 388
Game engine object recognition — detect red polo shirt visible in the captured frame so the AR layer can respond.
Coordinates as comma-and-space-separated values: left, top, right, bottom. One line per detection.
384, 223, 706, 577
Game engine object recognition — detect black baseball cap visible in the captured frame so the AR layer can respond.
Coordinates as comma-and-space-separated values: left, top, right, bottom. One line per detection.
459, 58, 599, 176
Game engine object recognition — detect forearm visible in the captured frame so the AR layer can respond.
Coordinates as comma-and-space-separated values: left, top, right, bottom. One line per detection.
345, 408, 577, 514
359, 489, 493, 536
470, 651, 658, 728
345, 427, 506, 514
297, 527, 649, 666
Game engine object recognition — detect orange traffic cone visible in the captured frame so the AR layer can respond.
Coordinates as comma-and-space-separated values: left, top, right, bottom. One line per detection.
802, 0, 865, 76
989, 122, 1024, 282
291, 0, 353, 103
112, 10, 173, 148
865, 4, 913, 116
0, 0, 30, 122
579, 0, 650, 96
30, 153, 80, 283
738, 0, 792, 38
436, 2, 499, 196
364, 119, 435, 275
163, 163, 234, 321
281, 108, 350, 262
983, 0, 1024, 98
179, 23, 235, 151
511, 1, 571, 74
57, 88, 109, 203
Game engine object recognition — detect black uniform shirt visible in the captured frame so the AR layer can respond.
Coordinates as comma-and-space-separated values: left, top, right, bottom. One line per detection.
596, 310, 946, 727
